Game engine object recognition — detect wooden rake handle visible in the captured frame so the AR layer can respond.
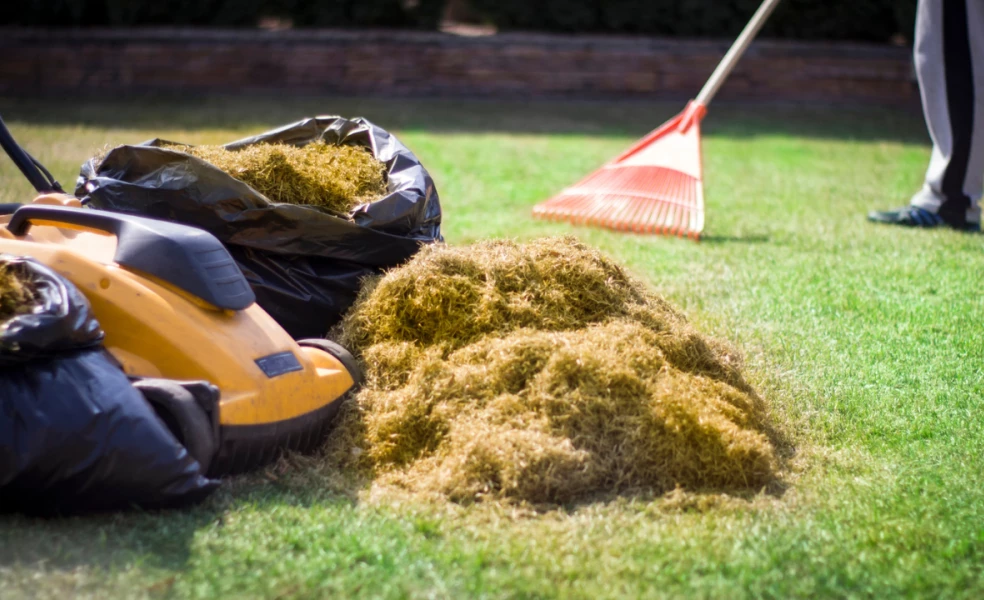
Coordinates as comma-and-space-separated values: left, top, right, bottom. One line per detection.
694, 0, 783, 108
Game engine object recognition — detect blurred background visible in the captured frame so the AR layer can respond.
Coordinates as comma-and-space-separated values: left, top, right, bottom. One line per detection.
2, 0, 915, 42
0, 0, 919, 107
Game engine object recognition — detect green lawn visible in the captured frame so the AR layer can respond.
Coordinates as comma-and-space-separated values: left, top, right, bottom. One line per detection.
1, 95, 982, 599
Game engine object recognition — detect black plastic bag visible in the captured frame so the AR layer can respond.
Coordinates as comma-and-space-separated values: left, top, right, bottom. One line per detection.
0, 255, 103, 364
77, 116, 443, 339
0, 256, 218, 515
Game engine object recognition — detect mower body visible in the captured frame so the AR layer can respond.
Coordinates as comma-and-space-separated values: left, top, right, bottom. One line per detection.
0, 198, 358, 475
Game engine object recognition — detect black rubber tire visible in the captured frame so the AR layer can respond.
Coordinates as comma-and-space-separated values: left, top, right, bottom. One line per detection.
207, 341, 359, 476
133, 379, 217, 475
209, 399, 342, 476
297, 338, 363, 388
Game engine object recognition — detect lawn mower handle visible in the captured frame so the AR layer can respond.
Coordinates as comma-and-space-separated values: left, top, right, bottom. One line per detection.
0, 113, 63, 194
8, 204, 257, 312
8, 203, 142, 237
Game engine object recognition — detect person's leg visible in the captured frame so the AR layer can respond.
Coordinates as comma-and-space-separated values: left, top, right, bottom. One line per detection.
869, 0, 984, 230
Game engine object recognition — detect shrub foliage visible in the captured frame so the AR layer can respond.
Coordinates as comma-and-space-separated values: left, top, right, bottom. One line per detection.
469, 0, 915, 42
4, 0, 914, 42
2, 0, 445, 29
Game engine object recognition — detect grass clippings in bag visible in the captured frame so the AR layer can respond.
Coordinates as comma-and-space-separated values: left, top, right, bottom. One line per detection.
0, 263, 33, 322
165, 140, 388, 213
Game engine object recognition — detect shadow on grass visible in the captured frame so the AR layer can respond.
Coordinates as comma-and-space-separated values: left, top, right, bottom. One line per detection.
701, 234, 771, 244
0, 508, 213, 572
0, 474, 350, 574
0, 93, 929, 145
0, 426, 794, 580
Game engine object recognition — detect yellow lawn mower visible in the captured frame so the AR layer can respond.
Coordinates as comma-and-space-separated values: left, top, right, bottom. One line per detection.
0, 115, 361, 477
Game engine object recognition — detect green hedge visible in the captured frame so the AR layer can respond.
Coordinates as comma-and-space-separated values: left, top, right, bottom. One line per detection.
289, 0, 445, 28
469, 0, 917, 43
1, 0, 916, 42
1, 0, 445, 28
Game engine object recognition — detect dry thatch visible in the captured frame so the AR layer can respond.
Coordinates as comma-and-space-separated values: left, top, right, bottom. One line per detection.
0, 264, 33, 322
327, 237, 779, 505
164, 140, 387, 213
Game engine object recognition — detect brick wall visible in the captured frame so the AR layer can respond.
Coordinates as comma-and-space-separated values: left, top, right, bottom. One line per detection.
0, 28, 917, 106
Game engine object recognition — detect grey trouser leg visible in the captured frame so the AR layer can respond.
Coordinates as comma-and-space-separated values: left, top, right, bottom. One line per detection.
910, 0, 984, 227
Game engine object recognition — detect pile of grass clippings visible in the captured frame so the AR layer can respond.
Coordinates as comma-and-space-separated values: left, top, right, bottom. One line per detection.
0, 263, 33, 322
328, 236, 780, 505
164, 140, 388, 213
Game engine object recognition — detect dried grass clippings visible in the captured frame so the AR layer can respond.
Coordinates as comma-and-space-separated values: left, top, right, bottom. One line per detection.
163, 140, 388, 213
326, 236, 781, 506
0, 263, 33, 322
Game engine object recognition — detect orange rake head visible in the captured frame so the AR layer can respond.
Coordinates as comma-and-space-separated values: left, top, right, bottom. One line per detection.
533, 101, 707, 240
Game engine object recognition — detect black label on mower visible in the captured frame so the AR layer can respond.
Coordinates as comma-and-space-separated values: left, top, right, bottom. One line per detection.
255, 351, 303, 378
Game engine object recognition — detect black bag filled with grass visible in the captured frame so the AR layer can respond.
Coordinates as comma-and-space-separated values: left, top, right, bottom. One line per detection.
0, 256, 218, 515
77, 116, 443, 339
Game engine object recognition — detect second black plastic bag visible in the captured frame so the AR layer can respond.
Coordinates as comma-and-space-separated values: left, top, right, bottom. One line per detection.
77, 116, 443, 339
0, 256, 218, 515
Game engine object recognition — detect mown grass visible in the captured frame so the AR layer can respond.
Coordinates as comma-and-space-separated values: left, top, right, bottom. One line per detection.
0, 95, 981, 599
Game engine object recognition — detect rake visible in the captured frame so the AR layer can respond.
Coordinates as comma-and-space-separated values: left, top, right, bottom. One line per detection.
532, 0, 782, 239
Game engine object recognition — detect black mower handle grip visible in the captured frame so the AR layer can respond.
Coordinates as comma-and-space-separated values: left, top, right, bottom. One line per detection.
7, 204, 256, 312
8, 204, 127, 237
